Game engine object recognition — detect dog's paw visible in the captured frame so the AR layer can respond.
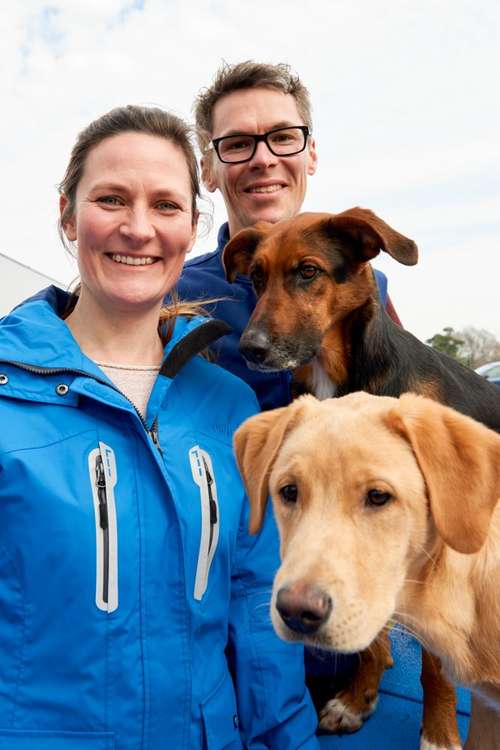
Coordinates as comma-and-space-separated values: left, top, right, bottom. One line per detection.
318, 690, 378, 734
420, 739, 462, 750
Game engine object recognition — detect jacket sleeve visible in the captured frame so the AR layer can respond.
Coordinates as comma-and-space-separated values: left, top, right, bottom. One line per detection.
228, 494, 320, 749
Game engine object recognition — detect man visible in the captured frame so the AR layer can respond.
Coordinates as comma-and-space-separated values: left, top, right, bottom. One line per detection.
176, 61, 400, 413
175, 61, 399, 732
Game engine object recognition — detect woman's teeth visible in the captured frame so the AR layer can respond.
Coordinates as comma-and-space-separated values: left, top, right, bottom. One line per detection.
110, 254, 156, 266
247, 184, 283, 193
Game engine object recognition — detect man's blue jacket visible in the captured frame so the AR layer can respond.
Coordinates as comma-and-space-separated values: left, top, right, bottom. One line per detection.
176, 223, 389, 411
0, 288, 319, 750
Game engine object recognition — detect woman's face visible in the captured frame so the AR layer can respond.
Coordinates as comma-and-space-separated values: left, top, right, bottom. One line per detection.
61, 132, 197, 315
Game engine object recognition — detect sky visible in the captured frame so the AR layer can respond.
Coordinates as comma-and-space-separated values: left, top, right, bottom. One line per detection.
1, 0, 499, 342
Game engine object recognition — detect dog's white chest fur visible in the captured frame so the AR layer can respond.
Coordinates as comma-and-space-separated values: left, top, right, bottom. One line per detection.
310, 360, 337, 400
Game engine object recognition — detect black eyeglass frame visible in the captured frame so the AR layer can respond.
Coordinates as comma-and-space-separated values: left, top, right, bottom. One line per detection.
210, 125, 310, 164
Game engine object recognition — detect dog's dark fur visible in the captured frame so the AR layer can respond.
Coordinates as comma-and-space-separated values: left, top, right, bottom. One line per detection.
223, 208, 500, 432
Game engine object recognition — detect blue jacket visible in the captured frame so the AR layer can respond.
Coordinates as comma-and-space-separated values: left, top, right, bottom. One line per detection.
176, 224, 389, 411
0, 287, 319, 750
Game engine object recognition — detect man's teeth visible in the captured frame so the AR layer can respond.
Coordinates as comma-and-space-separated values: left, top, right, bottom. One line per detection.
247, 184, 283, 194
111, 255, 156, 266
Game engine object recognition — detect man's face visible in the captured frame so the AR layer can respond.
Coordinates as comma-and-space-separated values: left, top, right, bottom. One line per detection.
202, 87, 317, 236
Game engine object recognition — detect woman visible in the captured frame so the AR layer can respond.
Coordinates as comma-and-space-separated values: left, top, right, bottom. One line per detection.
0, 106, 318, 750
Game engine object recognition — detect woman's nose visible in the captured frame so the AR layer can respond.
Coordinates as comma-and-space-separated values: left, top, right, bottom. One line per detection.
119, 208, 155, 243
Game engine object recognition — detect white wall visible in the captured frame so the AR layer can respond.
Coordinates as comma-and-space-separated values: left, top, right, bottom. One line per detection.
0, 253, 64, 317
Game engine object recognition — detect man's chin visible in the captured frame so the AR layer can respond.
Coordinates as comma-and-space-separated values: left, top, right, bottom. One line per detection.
243, 200, 293, 227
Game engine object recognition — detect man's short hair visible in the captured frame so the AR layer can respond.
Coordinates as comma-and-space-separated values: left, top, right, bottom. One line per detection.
194, 60, 312, 153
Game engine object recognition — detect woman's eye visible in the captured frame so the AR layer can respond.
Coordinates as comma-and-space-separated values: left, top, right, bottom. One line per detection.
298, 264, 319, 280
97, 195, 122, 206
156, 201, 178, 212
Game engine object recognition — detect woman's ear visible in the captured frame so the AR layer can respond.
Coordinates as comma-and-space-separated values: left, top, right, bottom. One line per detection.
59, 195, 77, 241
186, 210, 199, 255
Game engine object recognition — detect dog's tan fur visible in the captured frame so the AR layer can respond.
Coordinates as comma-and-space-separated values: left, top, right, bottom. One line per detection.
235, 392, 500, 749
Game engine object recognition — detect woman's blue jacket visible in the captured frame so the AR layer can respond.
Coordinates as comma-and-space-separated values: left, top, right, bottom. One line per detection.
0, 287, 319, 750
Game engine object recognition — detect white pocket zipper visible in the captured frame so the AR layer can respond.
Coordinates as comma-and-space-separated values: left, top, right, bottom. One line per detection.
88, 442, 118, 612
190, 446, 220, 601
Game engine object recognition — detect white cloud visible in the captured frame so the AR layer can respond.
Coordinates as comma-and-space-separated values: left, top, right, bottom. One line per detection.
0, 0, 499, 343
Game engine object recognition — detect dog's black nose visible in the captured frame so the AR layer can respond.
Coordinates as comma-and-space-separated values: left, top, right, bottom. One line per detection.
240, 328, 272, 365
276, 583, 332, 635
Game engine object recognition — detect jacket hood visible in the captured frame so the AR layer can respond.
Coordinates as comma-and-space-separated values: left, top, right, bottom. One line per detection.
0, 286, 231, 379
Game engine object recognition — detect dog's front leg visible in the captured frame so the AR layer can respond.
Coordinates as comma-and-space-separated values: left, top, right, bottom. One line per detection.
317, 629, 393, 733
420, 649, 463, 750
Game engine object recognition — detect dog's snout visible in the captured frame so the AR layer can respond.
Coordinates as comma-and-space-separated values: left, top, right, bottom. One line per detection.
276, 583, 332, 635
240, 328, 272, 365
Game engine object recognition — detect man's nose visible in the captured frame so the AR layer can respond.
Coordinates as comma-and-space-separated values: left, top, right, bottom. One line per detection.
249, 139, 278, 168
120, 208, 155, 243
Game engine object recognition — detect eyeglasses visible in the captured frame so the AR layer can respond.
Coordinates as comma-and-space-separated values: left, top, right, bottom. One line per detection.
210, 126, 310, 164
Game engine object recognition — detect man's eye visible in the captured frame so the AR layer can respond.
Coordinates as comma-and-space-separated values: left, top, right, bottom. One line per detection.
298, 264, 319, 280
270, 133, 294, 145
223, 137, 253, 153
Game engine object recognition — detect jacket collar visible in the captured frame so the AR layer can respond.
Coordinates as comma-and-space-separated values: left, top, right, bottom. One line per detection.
216, 222, 230, 254
0, 286, 231, 379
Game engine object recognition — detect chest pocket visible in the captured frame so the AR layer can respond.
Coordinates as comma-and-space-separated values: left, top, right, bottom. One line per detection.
189, 446, 220, 601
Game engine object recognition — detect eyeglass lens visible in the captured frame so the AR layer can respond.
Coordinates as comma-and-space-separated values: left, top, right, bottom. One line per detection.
217, 127, 306, 162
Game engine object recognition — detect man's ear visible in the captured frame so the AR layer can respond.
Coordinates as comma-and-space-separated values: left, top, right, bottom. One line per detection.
386, 393, 500, 553
320, 207, 418, 267
201, 155, 218, 193
59, 194, 77, 241
234, 396, 316, 534
307, 136, 318, 176
222, 221, 272, 282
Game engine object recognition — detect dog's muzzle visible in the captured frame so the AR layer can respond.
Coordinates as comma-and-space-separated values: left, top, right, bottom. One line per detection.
276, 582, 333, 635
239, 327, 273, 368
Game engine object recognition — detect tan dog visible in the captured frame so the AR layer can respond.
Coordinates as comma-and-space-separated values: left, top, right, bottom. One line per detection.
235, 392, 500, 750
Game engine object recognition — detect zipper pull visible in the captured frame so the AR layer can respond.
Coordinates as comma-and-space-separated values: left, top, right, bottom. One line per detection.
203, 458, 218, 525
95, 455, 109, 530
149, 417, 163, 455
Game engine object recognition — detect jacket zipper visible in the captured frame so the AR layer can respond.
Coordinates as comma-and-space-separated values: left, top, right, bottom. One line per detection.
190, 447, 220, 601
204, 458, 218, 556
0, 360, 163, 452
95, 455, 110, 605
89, 442, 118, 612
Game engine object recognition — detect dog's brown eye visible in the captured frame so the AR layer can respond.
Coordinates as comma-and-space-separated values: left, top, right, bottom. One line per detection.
366, 489, 392, 507
280, 484, 298, 504
298, 264, 319, 280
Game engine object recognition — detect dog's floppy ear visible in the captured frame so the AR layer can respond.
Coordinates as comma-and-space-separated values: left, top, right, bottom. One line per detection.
234, 396, 314, 534
222, 221, 272, 282
323, 207, 418, 266
386, 393, 500, 553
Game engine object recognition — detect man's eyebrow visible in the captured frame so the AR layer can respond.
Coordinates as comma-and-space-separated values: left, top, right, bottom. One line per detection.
215, 121, 301, 138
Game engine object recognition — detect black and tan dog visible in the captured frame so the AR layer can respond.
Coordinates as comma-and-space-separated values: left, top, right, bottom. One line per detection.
223, 208, 500, 749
